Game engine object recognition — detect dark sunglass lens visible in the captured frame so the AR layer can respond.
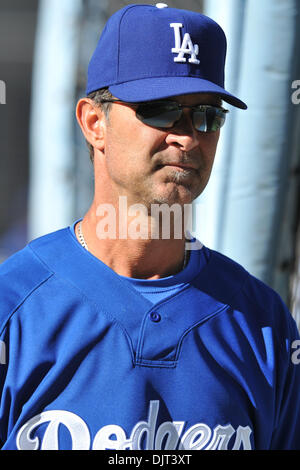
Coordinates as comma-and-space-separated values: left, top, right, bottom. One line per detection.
193, 107, 226, 132
136, 103, 182, 128
207, 107, 226, 131
193, 110, 206, 132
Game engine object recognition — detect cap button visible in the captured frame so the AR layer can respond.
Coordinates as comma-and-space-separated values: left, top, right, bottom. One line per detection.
156, 3, 168, 8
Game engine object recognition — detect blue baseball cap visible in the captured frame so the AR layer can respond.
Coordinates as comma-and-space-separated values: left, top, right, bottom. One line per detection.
86, 3, 247, 109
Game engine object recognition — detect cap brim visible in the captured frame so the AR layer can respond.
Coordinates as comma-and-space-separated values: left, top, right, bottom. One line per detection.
109, 77, 247, 110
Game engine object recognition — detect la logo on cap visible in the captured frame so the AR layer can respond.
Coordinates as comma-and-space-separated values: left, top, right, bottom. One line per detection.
170, 23, 200, 65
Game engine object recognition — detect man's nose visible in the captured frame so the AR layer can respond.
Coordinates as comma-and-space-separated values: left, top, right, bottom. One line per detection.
164, 112, 200, 152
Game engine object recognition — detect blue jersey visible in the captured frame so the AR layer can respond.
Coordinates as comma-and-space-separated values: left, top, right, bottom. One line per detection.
0, 226, 300, 450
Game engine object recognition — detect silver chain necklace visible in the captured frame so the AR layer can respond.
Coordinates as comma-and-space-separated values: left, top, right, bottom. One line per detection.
77, 220, 189, 269
77, 220, 89, 251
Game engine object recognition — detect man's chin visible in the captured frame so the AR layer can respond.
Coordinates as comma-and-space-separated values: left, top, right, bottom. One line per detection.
149, 185, 199, 207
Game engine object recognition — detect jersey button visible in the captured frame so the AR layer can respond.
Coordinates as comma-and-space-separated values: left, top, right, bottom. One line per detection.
150, 311, 161, 323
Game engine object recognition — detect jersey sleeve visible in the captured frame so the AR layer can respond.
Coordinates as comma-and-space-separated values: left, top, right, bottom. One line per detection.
270, 308, 300, 449
0, 245, 53, 447
237, 269, 300, 450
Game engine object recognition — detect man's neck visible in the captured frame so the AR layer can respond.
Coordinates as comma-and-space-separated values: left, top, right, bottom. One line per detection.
76, 204, 188, 280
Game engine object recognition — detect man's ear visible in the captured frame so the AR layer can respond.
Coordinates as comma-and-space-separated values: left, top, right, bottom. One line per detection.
76, 98, 106, 152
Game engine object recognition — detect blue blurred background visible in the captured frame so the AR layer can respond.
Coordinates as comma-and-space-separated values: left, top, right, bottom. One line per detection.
0, 0, 300, 326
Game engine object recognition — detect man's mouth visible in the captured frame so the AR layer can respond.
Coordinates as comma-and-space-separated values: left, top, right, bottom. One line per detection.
157, 163, 198, 173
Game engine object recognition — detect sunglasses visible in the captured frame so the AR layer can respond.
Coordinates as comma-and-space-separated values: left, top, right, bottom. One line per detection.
100, 99, 229, 133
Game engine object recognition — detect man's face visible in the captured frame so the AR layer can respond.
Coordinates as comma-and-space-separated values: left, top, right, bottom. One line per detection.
101, 93, 221, 209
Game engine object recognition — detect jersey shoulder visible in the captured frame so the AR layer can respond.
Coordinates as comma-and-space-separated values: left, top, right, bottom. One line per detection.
204, 247, 297, 333
0, 233, 57, 334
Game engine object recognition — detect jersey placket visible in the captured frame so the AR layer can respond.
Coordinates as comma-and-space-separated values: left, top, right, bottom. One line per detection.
135, 284, 228, 368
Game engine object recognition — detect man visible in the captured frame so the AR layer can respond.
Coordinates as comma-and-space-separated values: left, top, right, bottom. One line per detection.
0, 3, 300, 451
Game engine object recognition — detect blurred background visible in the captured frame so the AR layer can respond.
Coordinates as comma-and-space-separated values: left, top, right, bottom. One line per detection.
0, 0, 300, 326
